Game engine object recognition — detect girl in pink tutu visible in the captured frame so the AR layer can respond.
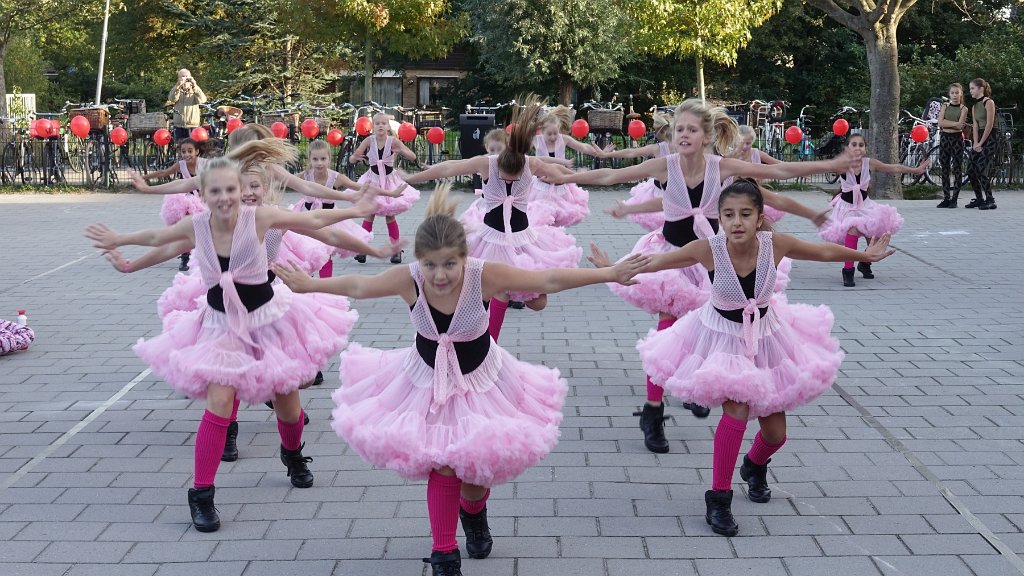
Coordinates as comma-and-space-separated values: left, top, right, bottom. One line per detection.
527, 105, 597, 227
403, 97, 583, 340
724, 125, 785, 224
86, 157, 376, 533
291, 139, 376, 277
350, 113, 421, 264
144, 138, 208, 271
547, 98, 843, 455
634, 179, 894, 536
272, 183, 646, 576
592, 112, 674, 232
818, 133, 923, 286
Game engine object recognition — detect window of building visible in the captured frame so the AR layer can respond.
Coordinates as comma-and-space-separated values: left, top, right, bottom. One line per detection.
348, 77, 403, 106
418, 77, 457, 107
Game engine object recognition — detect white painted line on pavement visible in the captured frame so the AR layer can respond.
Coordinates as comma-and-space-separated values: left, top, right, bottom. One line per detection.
0, 367, 152, 492
17, 253, 96, 286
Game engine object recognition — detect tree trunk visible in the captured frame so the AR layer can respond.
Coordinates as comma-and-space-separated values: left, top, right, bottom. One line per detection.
863, 23, 901, 198
284, 37, 294, 100
363, 36, 373, 103
558, 76, 574, 106
0, 39, 8, 125
695, 55, 706, 103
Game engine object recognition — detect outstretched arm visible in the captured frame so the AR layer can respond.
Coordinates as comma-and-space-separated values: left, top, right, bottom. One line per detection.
85, 218, 195, 250
607, 197, 663, 218
546, 157, 667, 185
563, 135, 601, 157
131, 170, 199, 195
594, 143, 661, 160
142, 165, 179, 181
391, 138, 418, 162
297, 228, 405, 260
755, 150, 781, 165
402, 157, 487, 184
481, 253, 649, 298
258, 193, 375, 232
268, 165, 359, 202
638, 239, 713, 273
720, 155, 847, 181
775, 233, 895, 263
273, 261, 415, 302
868, 157, 928, 175
105, 241, 193, 273
762, 190, 830, 227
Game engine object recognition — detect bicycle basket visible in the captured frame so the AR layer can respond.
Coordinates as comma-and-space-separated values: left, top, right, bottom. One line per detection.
130, 112, 168, 135
417, 111, 445, 129
262, 113, 300, 130
69, 108, 109, 130
922, 98, 943, 122
769, 101, 787, 121
588, 109, 623, 131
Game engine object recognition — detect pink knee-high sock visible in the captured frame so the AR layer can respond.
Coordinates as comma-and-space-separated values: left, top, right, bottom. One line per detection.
229, 397, 240, 422
712, 413, 748, 491
386, 220, 400, 242
488, 298, 508, 341
277, 411, 305, 451
361, 219, 373, 233
461, 488, 490, 515
427, 471, 462, 553
646, 317, 677, 403
319, 258, 333, 278
194, 410, 231, 489
844, 234, 858, 269
747, 431, 786, 466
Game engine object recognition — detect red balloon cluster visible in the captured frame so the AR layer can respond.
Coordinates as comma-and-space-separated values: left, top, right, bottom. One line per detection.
270, 122, 289, 139
785, 126, 803, 145
154, 128, 172, 147
426, 126, 445, 145
70, 115, 91, 139
832, 119, 849, 137
570, 119, 589, 139
326, 128, 344, 146
226, 117, 244, 134
110, 127, 129, 146
31, 119, 59, 139
911, 125, 929, 143
397, 122, 417, 143
627, 120, 646, 140
301, 118, 320, 139
190, 127, 210, 142
355, 117, 372, 136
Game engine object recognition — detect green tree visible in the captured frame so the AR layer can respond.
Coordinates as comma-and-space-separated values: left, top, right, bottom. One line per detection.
627, 0, 783, 102
466, 0, 636, 104
284, 0, 468, 101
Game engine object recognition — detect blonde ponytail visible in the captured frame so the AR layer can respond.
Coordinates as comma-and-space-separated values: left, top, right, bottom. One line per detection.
499, 94, 544, 177
227, 138, 298, 167
674, 98, 739, 156
415, 181, 468, 258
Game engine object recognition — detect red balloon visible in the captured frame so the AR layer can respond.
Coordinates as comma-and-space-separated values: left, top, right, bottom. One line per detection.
190, 127, 209, 142
911, 125, 928, 143
110, 127, 129, 146
570, 119, 589, 139
47, 120, 61, 138
832, 119, 849, 137
270, 121, 289, 139
29, 124, 39, 139
627, 119, 646, 140
326, 128, 344, 146
355, 117, 372, 137
785, 126, 803, 145
70, 115, 91, 139
397, 121, 417, 143
426, 126, 445, 145
301, 118, 320, 139
31, 119, 48, 138
505, 123, 516, 135
226, 117, 243, 133
153, 128, 172, 147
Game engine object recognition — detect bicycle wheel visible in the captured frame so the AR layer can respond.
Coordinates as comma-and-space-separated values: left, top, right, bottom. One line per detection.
1, 142, 17, 185
339, 139, 357, 180
899, 143, 926, 185
21, 142, 37, 185
922, 144, 943, 186
84, 139, 103, 187
66, 136, 84, 174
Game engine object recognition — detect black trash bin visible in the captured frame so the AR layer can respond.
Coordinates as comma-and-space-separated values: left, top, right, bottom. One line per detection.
459, 114, 495, 189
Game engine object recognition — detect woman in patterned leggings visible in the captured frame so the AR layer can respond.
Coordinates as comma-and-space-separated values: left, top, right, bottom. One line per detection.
965, 78, 998, 211
937, 84, 967, 208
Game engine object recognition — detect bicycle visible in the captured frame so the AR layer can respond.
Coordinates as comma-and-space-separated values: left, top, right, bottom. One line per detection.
814, 106, 865, 184
897, 109, 939, 186
582, 96, 624, 169
0, 115, 40, 185
34, 112, 68, 185
749, 99, 789, 157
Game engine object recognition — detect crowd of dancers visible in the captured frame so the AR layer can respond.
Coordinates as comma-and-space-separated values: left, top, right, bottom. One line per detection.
85, 95, 916, 576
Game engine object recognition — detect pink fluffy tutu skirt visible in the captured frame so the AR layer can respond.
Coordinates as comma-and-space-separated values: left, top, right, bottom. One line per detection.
332, 343, 567, 486
764, 204, 785, 223
160, 193, 206, 226
460, 196, 557, 236
356, 171, 420, 216
609, 231, 711, 318
527, 179, 589, 227
638, 302, 843, 418
819, 198, 903, 243
466, 224, 582, 301
0, 319, 34, 355
136, 284, 357, 404
289, 201, 375, 258
625, 179, 666, 232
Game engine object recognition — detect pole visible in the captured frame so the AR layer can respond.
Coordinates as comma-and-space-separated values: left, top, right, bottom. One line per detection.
94, 0, 111, 104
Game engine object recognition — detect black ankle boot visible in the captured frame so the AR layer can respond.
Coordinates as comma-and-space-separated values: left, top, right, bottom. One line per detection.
423, 549, 462, 576
312, 371, 324, 386
187, 486, 220, 532
354, 254, 367, 263
280, 443, 314, 488
739, 455, 772, 503
946, 196, 958, 208
390, 250, 404, 264
460, 505, 493, 559
221, 421, 238, 462
937, 198, 950, 208
178, 253, 190, 272
634, 403, 670, 453
508, 300, 525, 309
705, 489, 739, 536
682, 402, 711, 418
842, 267, 855, 287
979, 197, 997, 210
857, 262, 874, 279
965, 197, 984, 208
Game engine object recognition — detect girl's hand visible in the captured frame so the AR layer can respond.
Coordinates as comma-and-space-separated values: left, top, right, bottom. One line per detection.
973, 142, 982, 153
372, 238, 408, 259
129, 170, 150, 192
915, 158, 930, 174
864, 234, 896, 262
103, 249, 132, 273
609, 253, 651, 286
605, 200, 629, 219
586, 243, 615, 268
352, 188, 378, 218
558, 157, 575, 168
271, 261, 317, 293
85, 223, 122, 250
812, 208, 832, 228
536, 163, 573, 184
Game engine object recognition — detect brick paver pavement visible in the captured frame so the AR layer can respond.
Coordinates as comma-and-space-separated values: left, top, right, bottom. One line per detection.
1, 188, 1022, 575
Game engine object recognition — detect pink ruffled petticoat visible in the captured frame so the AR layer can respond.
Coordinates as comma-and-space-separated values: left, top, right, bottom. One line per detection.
136, 283, 357, 404
609, 231, 712, 318
625, 179, 666, 232
818, 197, 903, 244
527, 179, 589, 227
160, 193, 207, 226
332, 342, 567, 487
465, 224, 582, 302
764, 204, 785, 223
355, 171, 421, 216
638, 301, 843, 419
289, 200, 374, 259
